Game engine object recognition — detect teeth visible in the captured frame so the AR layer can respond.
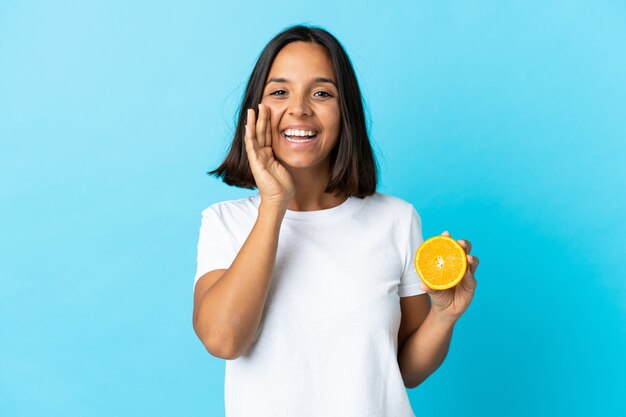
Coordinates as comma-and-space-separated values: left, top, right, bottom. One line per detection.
283, 128, 318, 137
286, 136, 315, 143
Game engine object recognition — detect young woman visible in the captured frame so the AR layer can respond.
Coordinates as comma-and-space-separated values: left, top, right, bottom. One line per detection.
192, 24, 479, 417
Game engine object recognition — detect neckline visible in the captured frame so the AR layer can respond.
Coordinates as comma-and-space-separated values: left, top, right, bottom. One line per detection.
250, 193, 357, 221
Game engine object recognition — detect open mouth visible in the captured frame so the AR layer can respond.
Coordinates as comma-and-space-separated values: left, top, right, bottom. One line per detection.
281, 129, 320, 143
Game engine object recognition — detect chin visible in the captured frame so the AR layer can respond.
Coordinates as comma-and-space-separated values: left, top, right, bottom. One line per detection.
277, 156, 322, 170
280, 160, 314, 169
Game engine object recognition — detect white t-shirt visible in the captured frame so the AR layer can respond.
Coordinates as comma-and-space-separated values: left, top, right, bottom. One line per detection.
193, 191, 427, 417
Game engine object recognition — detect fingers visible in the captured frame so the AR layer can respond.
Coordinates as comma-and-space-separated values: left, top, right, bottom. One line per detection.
244, 109, 259, 161
459, 239, 472, 254
264, 104, 272, 147
246, 107, 256, 134
256, 103, 271, 148
467, 256, 478, 287
255, 105, 264, 148
442, 230, 472, 255
458, 254, 478, 292
466, 254, 479, 274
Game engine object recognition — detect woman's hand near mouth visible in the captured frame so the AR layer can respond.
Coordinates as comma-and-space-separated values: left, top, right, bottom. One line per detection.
244, 103, 295, 211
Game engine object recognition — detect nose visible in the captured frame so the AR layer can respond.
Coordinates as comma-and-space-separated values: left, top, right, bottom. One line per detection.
287, 93, 312, 117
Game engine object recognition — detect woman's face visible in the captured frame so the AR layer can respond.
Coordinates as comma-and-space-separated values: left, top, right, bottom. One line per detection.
260, 41, 341, 172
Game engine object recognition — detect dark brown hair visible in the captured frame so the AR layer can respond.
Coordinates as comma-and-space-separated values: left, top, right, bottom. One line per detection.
208, 24, 378, 198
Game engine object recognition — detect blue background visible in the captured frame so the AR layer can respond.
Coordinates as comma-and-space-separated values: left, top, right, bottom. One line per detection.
1, 1, 624, 416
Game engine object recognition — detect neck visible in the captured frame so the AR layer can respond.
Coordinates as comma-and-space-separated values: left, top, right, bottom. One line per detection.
284, 164, 347, 211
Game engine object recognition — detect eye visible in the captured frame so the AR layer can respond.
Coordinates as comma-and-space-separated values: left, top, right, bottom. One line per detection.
268, 90, 334, 98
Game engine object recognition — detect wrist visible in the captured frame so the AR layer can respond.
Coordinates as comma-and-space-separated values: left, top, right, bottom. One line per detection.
429, 308, 459, 327
258, 201, 287, 219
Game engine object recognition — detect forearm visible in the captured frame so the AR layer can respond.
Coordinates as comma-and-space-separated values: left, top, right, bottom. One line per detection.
196, 202, 285, 358
398, 310, 457, 389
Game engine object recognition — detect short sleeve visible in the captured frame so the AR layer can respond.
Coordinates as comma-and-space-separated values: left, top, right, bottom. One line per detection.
398, 205, 427, 297
193, 207, 236, 292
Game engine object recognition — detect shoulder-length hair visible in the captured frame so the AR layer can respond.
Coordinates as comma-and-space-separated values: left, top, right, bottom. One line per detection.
208, 24, 378, 198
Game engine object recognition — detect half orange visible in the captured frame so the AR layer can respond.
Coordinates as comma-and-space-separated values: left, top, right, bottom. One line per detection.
414, 235, 467, 290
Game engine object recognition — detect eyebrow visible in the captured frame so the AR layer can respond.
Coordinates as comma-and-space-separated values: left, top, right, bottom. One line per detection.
265, 77, 337, 88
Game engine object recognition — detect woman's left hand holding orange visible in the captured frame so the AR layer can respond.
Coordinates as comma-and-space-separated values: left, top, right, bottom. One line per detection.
420, 231, 479, 323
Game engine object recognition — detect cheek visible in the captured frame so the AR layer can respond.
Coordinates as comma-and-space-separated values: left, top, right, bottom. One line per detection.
260, 103, 283, 132
318, 103, 340, 125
